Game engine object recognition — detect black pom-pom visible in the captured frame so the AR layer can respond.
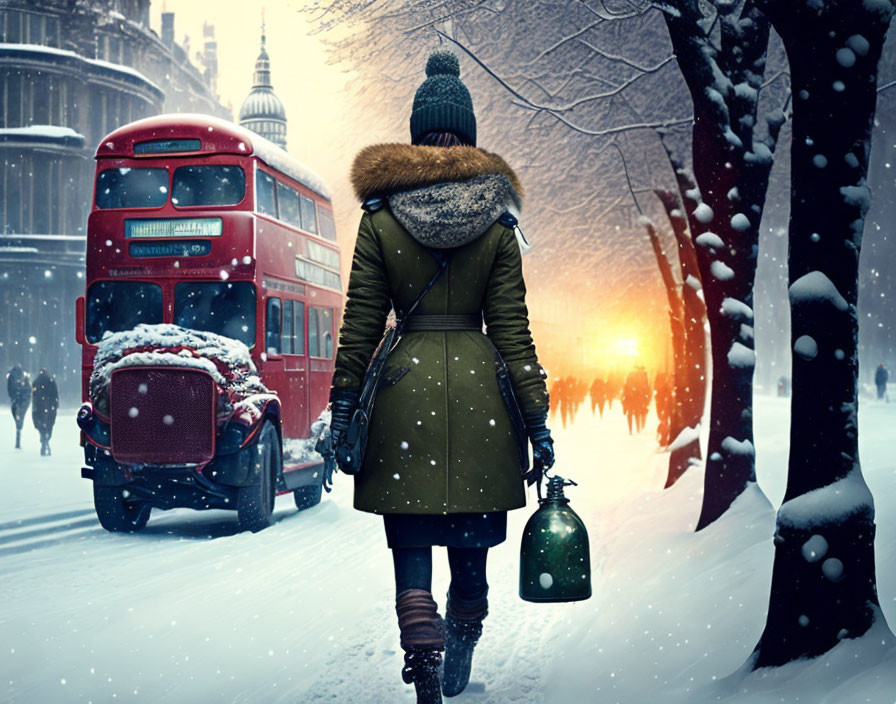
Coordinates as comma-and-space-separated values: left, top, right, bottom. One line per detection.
425, 50, 460, 78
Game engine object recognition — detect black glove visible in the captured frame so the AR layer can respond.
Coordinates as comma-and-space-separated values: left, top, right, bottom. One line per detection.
524, 412, 554, 486
329, 389, 359, 448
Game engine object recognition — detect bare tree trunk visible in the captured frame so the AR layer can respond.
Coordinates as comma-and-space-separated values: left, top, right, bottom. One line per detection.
750, 0, 894, 668
662, 0, 782, 529
656, 187, 706, 486
643, 219, 686, 447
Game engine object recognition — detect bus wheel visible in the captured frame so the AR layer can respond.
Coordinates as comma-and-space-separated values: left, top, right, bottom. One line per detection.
237, 421, 279, 532
93, 485, 151, 532
293, 478, 323, 511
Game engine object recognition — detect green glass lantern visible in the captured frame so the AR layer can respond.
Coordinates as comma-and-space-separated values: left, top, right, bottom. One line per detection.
520, 475, 592, 603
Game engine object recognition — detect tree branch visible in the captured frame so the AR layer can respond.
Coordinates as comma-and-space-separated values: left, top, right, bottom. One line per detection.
435, 28, 693, 137
613, 142, 645, 215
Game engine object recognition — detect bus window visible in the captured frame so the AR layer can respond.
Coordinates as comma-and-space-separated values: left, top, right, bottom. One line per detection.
282, 299, 295, 353
256, 171, 277, 216
96, 167, 168, 209
318, 207, 337, 242
172, 165, 245, 207
294, 301, 305, 355
300, 195, 318, 234
321, 308, 333, 357
86, 281, 163, 343
174, 281, 256, 347
265, 297, 282, 354
309, 306, 334, 358
295, 259, 341, 290
308, 307, 319, 357
276, 181, 301, 228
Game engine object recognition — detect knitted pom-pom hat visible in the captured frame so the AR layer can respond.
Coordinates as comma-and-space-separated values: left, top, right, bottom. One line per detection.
410, 50, 477, 147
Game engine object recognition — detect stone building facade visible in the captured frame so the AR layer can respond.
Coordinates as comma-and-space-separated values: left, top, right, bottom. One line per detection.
0, 0, 229, 400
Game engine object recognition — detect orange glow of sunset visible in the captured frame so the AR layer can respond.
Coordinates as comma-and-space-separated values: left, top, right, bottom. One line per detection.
615, 337, 641, 358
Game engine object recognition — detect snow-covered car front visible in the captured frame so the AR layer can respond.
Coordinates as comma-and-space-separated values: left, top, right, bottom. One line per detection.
78, 324, 283, 532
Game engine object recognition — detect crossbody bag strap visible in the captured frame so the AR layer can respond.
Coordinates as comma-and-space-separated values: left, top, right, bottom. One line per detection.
395, 249, 449, 332
359, 249, 450, 410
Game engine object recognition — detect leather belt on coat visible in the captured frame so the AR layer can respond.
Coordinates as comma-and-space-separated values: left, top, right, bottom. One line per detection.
403, 314, 483, 332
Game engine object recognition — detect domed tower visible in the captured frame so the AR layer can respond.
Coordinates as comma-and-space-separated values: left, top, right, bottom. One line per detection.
239, 21, 287, 150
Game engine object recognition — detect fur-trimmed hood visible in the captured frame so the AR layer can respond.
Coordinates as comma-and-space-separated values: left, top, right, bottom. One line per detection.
350, 143, 523, 249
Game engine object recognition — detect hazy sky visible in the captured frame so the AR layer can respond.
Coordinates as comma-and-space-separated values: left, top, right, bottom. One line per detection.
148, 1, 357, 200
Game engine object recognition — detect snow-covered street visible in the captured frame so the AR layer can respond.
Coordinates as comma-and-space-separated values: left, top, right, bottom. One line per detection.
2, 395, 895, 703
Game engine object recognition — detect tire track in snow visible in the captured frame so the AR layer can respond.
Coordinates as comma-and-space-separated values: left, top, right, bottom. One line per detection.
0, 517, 98, 546
0, 508, 95, 531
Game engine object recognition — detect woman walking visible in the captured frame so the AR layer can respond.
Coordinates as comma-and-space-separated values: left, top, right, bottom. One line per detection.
6, 364, 31, 450
32, 368, 59, 456
329, 50, 554, 702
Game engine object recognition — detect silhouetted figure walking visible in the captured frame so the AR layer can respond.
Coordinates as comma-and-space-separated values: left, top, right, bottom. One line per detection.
606, 370, 623, 410
549, 377, 565, 422
7, 365, 32, 450
32, 369, 58, 456
590, 376, 607, 417
622, 366, 650, 434
874, 362, 889, 402
554, 377, 574, 429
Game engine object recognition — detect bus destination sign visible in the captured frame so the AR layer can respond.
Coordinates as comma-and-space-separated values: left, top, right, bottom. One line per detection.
129, 240, 212, 258
124, 218, 223, 239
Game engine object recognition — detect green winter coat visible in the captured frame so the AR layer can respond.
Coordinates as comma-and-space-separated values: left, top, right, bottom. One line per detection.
332, 143, 549, 515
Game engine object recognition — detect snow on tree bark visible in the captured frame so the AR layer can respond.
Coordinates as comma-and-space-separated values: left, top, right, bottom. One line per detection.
750, 0, 895, 668
661, 0, 783, 529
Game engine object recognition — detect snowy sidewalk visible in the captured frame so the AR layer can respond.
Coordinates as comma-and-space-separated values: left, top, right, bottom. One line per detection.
1, 398, 894, 703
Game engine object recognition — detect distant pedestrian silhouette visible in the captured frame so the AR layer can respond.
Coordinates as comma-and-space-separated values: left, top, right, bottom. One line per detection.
874, 362, 889, 402
590, 376, 607, 417
32, 369, 59, 456
7, 364, 32, 450
622, 366, 651, 435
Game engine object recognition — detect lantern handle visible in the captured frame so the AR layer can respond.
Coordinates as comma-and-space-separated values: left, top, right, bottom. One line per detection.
536, 466, 577, 501
536, 462, 551, 501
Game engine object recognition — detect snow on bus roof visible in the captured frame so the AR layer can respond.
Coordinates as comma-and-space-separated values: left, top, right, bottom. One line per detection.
98, 114, 332, 201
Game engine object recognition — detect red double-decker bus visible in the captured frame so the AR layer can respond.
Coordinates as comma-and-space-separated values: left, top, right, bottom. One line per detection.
75, 114, 342, 532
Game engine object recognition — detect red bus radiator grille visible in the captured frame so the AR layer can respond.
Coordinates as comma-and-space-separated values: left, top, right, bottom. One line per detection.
110, 367, 216, 465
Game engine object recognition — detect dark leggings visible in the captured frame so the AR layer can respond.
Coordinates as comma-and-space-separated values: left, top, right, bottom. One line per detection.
392, 546, 489, 601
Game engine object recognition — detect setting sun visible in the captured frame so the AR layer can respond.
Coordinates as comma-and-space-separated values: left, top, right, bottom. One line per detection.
616, 337, 641, 358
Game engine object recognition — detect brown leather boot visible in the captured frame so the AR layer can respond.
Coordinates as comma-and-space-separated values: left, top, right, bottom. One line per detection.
396, 589, 445, 704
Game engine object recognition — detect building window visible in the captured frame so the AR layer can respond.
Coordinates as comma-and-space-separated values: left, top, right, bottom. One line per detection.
3, 10, 23, 43
6, 72, 23, 126
26, 12, 44, 45
33, 157, 49, 233
49, 76, 62, 125
46, 15, 59, 47
22, 74, 32, 126
4, 157, 22, 234
33, 74, 49, 124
